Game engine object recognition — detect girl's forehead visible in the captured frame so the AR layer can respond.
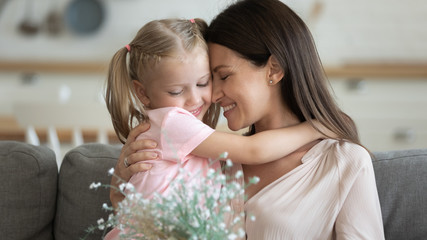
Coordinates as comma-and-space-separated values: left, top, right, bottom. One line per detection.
175, 47, 208, 62
148, 51, 210, 86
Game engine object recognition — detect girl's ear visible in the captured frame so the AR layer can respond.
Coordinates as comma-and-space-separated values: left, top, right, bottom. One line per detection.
132, 80, 151, 106
267, 55, 284, 85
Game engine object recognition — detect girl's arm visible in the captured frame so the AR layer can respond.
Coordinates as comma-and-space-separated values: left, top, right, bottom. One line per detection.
192, 121, 334, 165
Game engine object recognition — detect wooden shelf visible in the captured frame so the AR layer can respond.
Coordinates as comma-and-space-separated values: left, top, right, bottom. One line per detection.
0, 61, 108, 74
0, 127, 121, 144
0, 116, 120, 143
324, 64, 427, 79
0, 61, 426, 78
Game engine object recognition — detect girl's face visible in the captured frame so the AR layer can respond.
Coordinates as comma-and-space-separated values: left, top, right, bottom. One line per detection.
135, 47, 212, 121
208, 43, 273, 131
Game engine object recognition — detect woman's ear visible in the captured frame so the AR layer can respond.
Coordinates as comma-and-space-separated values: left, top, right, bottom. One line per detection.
132, 80, 151, 106
267, 55, 284, 85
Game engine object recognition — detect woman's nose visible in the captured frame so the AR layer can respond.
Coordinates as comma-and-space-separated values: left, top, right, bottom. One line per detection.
211, 80, 224, 103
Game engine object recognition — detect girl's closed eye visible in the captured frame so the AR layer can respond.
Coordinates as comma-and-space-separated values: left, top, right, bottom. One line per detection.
168, 89, 183, 96
197, 80, 209, 87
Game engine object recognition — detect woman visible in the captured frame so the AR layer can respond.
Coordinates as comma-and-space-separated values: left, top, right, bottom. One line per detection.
110, 0, 384, 239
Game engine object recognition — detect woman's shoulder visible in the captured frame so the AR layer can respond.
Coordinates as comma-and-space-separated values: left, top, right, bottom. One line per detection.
321, 139, 372, 170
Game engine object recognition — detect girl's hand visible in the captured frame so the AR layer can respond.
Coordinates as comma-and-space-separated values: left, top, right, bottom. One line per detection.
110, 123, 158, 209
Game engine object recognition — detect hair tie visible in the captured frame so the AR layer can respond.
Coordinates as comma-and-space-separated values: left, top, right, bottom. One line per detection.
190, 19, 195, 23
125, 44, 131, 52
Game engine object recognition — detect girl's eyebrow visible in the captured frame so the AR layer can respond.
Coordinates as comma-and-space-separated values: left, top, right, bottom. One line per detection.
199, 73, 211, 80
162, 73, 210, 87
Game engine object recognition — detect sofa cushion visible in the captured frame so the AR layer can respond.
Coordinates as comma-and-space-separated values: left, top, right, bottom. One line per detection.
54, 143, 120, 240
373, 148, 427, 240
0, 141, 57, 240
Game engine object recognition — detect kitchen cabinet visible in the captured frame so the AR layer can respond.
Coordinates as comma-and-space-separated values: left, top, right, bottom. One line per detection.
330, 78, 427, 151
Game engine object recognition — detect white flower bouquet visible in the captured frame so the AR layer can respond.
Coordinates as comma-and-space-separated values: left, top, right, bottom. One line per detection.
86, 154, 259, 240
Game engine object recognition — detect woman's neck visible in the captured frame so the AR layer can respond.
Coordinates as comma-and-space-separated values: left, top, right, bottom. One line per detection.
253, 100, 300, 133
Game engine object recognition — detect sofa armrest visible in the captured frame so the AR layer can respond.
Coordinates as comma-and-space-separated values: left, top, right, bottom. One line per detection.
54, 143, 120, 240
373, 149, 427, 240
0, 141, 57, 240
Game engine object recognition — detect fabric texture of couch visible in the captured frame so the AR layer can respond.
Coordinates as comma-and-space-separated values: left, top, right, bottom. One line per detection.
0, 140, 426, 240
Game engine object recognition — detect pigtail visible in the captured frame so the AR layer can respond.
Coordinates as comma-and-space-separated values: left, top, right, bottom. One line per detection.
105, 47, 145, 144
193, 18, 208, 35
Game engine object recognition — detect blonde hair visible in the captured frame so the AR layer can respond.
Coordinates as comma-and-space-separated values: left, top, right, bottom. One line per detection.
105, 18, 220, 143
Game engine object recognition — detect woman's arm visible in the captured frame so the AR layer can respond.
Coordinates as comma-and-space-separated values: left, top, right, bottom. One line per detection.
110, 123, 158, 209
192, 120, 334, 165
334, 152, 385, 239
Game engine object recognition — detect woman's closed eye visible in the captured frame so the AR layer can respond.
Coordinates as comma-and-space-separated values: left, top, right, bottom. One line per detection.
220, 75, 230, 81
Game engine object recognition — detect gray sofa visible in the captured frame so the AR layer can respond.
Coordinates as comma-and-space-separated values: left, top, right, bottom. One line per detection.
0, 140, 426, 240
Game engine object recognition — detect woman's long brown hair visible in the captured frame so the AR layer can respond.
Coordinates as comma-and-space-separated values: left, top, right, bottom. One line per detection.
205, 0, 361, 145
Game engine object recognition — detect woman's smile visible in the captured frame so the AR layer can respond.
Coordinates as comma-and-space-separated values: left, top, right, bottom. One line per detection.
222, 103, 236, 117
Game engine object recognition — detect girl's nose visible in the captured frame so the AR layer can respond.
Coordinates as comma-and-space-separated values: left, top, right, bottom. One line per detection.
211, 80, 224, 103
186, 89, 201, 106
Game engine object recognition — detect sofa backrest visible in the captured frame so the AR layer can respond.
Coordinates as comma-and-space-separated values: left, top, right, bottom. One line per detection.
54, 143, 120, 240
1, 141, 426, 240
373, 149, 427, 240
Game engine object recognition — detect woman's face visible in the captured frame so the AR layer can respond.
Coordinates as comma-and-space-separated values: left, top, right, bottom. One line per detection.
209, 43, 273, 131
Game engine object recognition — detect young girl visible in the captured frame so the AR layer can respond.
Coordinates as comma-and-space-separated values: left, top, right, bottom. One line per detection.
104, 18, 333, 239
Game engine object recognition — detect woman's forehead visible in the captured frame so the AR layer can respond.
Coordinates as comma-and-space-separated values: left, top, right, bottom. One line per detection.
208, 43, 245, 72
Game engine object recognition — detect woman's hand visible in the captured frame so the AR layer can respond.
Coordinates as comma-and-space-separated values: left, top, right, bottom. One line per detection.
110, 123, 158, 209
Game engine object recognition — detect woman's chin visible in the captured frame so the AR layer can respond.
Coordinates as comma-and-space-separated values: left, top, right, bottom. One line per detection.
227, 121, 243, 132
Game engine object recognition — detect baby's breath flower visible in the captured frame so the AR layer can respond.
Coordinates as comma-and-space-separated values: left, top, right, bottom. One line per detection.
119, 182, 135, 192
207, 168, 216, 177
86, 155, 259, 240
228, 233, 238, 240
108, 167, 114, 175
238, 228, 246, 237
249, 176, 260, 184
97, 218, 105, 230
226, 159, 233, 167
223, 205, 231, 212
89, 182, 101, 189
220, 152, 229, 159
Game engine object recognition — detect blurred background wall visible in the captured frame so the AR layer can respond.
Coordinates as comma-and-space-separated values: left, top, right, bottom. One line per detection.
0, 0, 426, 160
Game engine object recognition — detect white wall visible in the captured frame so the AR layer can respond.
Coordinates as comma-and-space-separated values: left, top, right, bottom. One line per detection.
1, 0, 426, 64
0, 0, 426, 152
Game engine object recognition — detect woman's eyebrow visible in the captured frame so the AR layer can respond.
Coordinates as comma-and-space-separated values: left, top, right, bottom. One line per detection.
212, 65, 230, 73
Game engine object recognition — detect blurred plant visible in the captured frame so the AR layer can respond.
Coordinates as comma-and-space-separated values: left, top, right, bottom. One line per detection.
85, 153, 259, 240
